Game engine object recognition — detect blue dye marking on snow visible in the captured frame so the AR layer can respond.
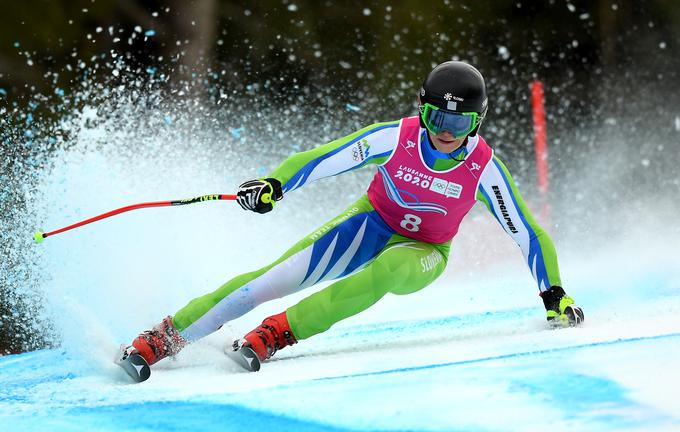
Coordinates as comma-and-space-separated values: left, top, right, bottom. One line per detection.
331, 308, 535, 340
513, 373, 628, 413
13, 42, 19, 48
3, 401, 353, 432
0, 88, 7, 97
24, 129, 33, 138
144, 29, 156, 37
146, 67, 156, 75
54, 88, 64, 97
509, 372, 673, 429
164, 116, 173, 125
1, 372, 76, 401
0, 350, 80, 402
345, 103, 361, 112
315, 332, 680, 381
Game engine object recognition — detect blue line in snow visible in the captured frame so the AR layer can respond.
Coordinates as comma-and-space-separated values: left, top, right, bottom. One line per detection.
313, 332, 680, 382
7, 400, 354, 432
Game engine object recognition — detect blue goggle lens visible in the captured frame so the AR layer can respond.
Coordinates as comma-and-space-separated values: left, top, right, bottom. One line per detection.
420, 104, 478, 138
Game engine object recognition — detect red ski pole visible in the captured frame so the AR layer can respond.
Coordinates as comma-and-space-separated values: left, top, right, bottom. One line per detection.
34, 193, 237, 244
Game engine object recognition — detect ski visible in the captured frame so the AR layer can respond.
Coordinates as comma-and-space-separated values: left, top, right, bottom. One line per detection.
225, 340, 261, 372
115, 345, 151, 383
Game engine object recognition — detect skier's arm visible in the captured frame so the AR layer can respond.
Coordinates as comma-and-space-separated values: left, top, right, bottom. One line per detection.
476, 155, 562, 292
267, 121, 400, 193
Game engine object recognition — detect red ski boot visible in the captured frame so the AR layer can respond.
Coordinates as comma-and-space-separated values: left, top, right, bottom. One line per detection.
229, 312, 297, 371
131, 316, 187, 366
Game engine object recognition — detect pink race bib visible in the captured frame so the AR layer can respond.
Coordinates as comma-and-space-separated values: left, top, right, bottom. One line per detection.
367, 116, 493, 243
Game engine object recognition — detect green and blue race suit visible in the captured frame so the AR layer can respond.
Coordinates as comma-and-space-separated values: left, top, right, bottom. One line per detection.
173, 120, 561, 341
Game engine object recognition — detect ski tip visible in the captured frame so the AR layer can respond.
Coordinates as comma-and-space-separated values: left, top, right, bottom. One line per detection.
241, 346, 261, 372
116, 346, 151, 383
225, 341, 261, 372
127, 353, 152, 382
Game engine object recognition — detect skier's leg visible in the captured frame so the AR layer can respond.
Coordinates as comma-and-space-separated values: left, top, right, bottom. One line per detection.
128, 197, 391, 366
286, 235, 450, 339
236, 235, 450, 363
172, 195, 395, 341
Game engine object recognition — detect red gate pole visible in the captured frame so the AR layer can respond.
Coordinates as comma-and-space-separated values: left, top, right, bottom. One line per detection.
531, 80, 550, 225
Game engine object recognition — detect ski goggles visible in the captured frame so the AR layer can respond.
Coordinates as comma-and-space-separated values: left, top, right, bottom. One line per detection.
419, 103, 480, 138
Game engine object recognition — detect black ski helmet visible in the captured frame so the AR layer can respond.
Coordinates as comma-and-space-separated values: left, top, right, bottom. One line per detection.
419, 61, 488, 136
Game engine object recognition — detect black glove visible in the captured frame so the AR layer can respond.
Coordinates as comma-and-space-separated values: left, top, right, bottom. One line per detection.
236, 178, 283, 214
541, 286, 585, 327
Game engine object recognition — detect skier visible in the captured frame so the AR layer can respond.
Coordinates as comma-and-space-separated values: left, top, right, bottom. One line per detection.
119, 61, 584, 378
